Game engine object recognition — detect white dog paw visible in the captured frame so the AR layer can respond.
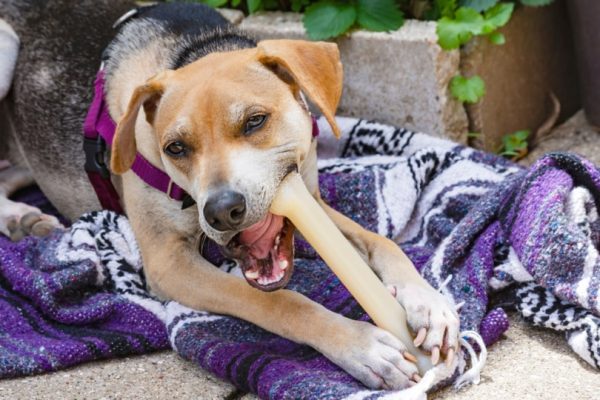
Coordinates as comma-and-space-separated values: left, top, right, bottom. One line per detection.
388, 283, 460, 366
0, 199, 63, 241
322, 319, 420, 390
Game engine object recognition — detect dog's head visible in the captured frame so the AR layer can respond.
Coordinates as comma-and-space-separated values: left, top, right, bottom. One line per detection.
111, 39, 342, 291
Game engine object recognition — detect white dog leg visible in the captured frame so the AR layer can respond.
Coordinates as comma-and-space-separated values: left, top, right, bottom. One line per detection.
0, 19, 19, 100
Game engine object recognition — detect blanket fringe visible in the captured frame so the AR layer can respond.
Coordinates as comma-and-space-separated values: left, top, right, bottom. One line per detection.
454, 330, 487, 390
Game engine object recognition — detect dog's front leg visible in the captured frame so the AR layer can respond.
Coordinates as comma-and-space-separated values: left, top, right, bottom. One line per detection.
318, 199, 460, 365
139, 232, 420, 389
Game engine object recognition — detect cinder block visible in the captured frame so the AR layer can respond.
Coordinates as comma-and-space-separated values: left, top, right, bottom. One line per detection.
239, 12, 468, 142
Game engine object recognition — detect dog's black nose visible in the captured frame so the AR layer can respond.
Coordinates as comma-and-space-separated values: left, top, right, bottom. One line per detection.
203, 190, 247, 231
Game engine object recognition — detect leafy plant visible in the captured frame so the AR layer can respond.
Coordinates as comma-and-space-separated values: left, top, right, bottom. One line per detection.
436, 2, 514, 49
459, 0, 499, 12
498, 130, 530, 158
519, 0, 553, 6
356, 0, 405, 33
450, 75, 486, 103
303, 0, 405, 40
193, 0, 553, 45
303, 1, 358, 40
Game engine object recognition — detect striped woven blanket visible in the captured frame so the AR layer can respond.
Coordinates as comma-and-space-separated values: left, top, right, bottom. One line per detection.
0, 117, 598, 398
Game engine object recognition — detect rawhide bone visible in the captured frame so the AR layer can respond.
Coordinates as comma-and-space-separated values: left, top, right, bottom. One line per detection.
270, 172, 433, 374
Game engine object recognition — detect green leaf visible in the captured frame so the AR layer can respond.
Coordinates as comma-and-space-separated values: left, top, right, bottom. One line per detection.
467, 131, 481, 138
520, 0, 554, 6
436, 7, 484, 49
247, 0, 263, 13
450, 75, 486, 103
501, 130, 530, 156
303, 1, 357, 40
435, 0, 457, 18
436, 3, 514, 49
201, 0, 229, 7
513, 129, 530, 141
459, 0, 498, 12
487, 31, 505, 44
231, 0, 241, 7
356, 0, 405, 32
484, 2, 514, 28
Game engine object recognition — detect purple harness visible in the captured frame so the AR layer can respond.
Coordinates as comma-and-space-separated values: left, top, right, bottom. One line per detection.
83, 70, 187, 213
82, 70, 319, 213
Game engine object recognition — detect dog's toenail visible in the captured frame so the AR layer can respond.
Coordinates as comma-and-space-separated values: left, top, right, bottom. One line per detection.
403, 351, 417, 363
413, 327, 427, 347
21, 212, 42, 230
445, 347, 455, 367
31, 221, 56, 237
431, 346, 440, 364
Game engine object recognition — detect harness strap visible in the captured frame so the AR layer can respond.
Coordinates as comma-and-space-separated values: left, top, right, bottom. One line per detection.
86, 170, 124, 213
83, 70, 188, 213
83, 71, 123, 213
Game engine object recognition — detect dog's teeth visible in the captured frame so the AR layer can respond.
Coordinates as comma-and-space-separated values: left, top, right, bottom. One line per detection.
257, 276, 268, 285
275, 234, 281, 245
279, 260, 288, 270
245, 269, 260, 280
275, 271, 285, 281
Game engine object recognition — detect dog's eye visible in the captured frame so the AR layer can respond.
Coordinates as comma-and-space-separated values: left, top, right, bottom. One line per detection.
164, 141, 187, 157
244, 114, 267, 135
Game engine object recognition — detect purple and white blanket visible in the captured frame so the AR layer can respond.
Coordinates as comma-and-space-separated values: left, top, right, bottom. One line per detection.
0, 117, 598, 398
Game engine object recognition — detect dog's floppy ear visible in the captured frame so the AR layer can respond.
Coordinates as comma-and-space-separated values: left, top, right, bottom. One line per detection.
111, 71, 171, 174
257, 40, 343, 138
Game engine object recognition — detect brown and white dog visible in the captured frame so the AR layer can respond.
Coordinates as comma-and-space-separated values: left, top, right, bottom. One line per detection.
0, 1, 459, 390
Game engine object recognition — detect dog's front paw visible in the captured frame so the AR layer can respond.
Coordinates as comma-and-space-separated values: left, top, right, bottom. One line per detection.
320, 318, 420, 390
388, 283, 460, 366
1, 205, 64, 241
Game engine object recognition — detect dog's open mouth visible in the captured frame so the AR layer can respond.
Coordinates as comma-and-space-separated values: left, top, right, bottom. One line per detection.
225, 213, 294, 291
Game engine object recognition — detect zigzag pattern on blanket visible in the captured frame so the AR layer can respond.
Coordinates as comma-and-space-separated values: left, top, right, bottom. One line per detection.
1, 117, 599, 399
515, 283, 600, 368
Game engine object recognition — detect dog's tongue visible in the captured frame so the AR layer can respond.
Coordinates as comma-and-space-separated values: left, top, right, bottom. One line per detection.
239, 213, 284, 259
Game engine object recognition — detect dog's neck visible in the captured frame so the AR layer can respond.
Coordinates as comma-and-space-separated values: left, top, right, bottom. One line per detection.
170, 28, 255, 70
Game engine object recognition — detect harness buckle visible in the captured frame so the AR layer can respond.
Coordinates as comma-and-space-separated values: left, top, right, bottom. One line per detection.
166, 179, 176, 200
83, 136, 110, 179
